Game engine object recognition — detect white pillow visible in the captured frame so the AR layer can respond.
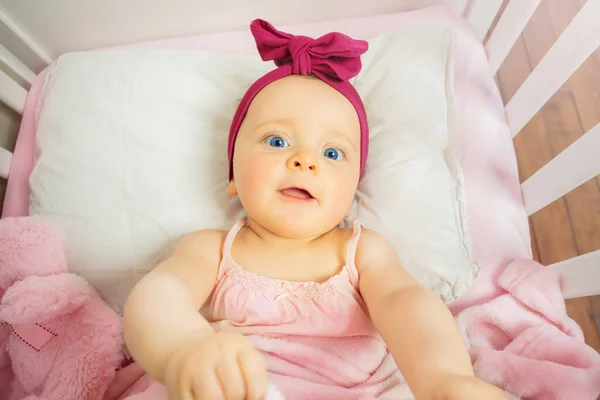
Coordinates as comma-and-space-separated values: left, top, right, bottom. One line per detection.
30, 24, 479, 311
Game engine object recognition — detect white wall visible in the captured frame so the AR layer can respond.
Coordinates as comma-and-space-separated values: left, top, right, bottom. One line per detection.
0, 0, 469, 72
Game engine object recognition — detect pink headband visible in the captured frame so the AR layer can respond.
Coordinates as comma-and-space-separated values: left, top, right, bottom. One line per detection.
227, 19, 369, 180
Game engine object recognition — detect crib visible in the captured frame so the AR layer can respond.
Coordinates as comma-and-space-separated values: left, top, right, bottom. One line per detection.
1, 0, 598, 300
0, 0, 600, 398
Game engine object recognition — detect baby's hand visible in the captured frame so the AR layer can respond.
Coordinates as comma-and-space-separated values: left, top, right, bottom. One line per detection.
164, 332, 267, 400
433, 374, 507, 400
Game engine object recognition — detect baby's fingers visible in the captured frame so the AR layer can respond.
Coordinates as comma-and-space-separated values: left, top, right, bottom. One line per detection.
216, 353, 247, 400
239, 350, 268, 400
192, 367, 224, 400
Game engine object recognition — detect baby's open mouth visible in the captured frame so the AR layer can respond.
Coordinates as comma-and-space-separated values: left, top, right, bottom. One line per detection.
279, 187, 314, 200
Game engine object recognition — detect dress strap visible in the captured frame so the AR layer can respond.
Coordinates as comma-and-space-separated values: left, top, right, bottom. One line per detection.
216, 219, 246, 280
345, 220, 362, 287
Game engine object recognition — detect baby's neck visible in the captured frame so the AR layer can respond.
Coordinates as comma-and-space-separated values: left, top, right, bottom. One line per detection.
245, 217, 332, 249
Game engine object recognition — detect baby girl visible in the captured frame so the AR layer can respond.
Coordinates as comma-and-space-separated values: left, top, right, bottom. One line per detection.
123, 19, 507, 400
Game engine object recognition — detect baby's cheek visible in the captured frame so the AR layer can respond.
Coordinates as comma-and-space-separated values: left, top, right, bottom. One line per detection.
328, 178, 357, 213
236, 155, 277, 201
235, 152, 266, 183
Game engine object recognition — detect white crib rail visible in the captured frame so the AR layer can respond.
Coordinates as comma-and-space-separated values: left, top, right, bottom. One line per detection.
550, 250, 600, 299
0, 68, 27, 114
504, 0, 600, 137
0, 44, 36, 86
0, 147, 12, 180
521, 123, 600, 216
0, 45, 29, 179
505, 0, 600, 300
466, 0, 504, 39
485, 0, 542, 75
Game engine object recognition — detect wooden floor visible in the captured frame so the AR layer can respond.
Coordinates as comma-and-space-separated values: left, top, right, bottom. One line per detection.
494, 0, 600, 352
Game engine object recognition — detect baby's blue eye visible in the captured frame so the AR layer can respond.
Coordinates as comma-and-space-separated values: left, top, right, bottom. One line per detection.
268, 136, 288, 148
323, 148, 340, 160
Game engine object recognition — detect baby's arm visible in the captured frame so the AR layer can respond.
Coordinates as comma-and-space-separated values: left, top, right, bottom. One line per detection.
122, 229, 223, 382
123, 230, 267, 400
356, 229, 506, 400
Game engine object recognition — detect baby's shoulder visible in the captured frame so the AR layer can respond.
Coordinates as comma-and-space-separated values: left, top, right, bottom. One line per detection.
353, 226, 400, 268
333, 224, 389, 251
336, 224, 389, 246
173, 228, 228, 262
183, 228, 228, 244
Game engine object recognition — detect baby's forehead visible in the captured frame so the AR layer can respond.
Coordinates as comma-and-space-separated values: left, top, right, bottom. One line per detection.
245, 76, 361, 134
251, 75, 339, 102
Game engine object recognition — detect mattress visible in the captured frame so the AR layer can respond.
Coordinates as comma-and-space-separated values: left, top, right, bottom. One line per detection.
2, 5, 531, 313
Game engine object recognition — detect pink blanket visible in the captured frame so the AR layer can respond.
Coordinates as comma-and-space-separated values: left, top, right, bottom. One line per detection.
457, 259, 600, 399
106, 260, 600, 400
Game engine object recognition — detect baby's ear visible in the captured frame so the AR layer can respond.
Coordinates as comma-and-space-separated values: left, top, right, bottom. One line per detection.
226, 180, 238, 196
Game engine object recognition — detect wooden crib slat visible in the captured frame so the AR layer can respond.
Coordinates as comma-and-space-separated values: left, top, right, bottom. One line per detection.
550, 249, 600, 299
466, 0, 504, 39
505, 0, 600, 138
0, 69, 26, 114
521, 123, 600, 216
485, 0, 542, 75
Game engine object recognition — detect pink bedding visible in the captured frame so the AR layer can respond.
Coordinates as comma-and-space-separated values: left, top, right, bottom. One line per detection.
2, 6, 532, 313
8, 5, 598, 399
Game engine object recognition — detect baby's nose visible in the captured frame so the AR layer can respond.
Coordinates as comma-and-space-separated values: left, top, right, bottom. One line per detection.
286, 151, 320, 175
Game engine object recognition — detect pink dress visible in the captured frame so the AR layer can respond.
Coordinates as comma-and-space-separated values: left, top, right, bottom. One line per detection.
201, 220, 412, 399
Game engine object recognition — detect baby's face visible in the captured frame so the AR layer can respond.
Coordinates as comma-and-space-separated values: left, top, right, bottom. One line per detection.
229, 75, 361, 238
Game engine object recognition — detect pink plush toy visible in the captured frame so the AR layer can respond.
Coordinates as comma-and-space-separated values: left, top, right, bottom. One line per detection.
0, 217, 124, 400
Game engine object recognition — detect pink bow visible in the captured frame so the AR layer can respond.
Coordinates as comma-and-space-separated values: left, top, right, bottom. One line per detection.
250, 19, 368, 81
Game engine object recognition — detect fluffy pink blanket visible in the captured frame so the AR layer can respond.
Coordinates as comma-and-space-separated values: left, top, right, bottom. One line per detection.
105, 260, 600, 400
456, 259, 600, 400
